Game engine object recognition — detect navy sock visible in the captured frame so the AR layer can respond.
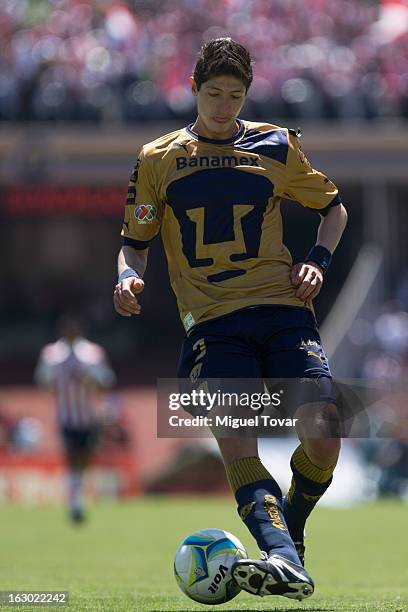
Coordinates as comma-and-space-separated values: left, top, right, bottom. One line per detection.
226, 457, 300, 564
283, 446, 336, 543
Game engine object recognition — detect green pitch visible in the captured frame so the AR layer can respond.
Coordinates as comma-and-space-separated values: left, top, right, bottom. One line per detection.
0, 497, 406, 611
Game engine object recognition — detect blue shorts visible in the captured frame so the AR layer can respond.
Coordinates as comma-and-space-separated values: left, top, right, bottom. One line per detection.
177, 305, 335, 417
61, 427, 98, 454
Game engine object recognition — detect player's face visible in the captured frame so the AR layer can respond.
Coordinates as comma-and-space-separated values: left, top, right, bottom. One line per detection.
190, 75, 246, 140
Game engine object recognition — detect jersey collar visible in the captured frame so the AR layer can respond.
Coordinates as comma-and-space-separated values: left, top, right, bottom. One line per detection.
185, 119, 245, 145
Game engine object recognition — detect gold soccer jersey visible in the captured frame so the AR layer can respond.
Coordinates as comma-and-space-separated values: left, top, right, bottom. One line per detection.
121, 120, 340, 331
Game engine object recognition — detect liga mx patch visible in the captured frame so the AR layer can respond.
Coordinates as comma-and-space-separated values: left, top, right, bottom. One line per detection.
183, 312, 195, 331
135, 204, 157, 224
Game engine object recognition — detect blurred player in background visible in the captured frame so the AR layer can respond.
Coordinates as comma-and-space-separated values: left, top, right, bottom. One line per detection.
114, 38, 347, 601
35, 314, 116, 523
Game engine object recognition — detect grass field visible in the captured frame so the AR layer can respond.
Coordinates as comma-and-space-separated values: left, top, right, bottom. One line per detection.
0, 497, 407, 612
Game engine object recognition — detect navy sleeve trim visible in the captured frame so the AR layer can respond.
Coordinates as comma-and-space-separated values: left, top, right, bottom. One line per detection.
288, 127, 302, 138
317, 194, 341, 217
123, 237, 151, 249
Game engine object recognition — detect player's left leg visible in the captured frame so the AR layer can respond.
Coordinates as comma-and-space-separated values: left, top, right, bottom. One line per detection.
67, 451, 92, 522
284, 401, 341, 564
259, 305, 341, 566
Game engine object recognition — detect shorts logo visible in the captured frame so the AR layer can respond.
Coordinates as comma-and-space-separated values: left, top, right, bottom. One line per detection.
135, 204, 157, 224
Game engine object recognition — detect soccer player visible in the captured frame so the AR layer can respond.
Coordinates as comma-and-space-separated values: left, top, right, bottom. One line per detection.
35, 314, 116, 522
113, 38, 347, 600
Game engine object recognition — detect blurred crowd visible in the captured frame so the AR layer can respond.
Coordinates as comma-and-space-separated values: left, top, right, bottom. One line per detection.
348, 303, 408, 382
346, 283, 408, 500
1, 0, 408, 122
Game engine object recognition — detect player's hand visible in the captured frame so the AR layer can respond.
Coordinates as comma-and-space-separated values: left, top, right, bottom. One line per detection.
291, 262, 323, 301
113, 277, 145, 317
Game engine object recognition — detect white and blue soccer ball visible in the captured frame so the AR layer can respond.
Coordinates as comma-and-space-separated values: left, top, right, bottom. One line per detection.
174, 528, 247, 605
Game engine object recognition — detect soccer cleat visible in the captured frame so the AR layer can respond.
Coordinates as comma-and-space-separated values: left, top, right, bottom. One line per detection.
231, 551, 314, 601
69, 508, 86, 524
282, 494, 306, 566
294, 541, 305, 567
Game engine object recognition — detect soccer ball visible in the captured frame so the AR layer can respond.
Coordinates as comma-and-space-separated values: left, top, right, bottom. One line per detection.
174, 528, 247, 605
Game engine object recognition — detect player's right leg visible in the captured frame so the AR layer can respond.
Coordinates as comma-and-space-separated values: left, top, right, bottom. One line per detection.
62, 428, 96, 523
216, 436, 314, 600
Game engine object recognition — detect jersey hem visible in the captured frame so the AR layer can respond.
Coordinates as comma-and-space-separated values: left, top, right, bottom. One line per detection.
185, 302, 316, 336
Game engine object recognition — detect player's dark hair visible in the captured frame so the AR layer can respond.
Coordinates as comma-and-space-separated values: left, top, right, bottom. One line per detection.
193, 38, 253, 92
57, 313, 85, 340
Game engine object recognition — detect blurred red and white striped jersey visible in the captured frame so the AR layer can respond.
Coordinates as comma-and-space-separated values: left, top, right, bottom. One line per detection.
35, 338, 116, 429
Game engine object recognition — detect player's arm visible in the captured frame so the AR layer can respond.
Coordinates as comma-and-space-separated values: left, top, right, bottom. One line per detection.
292, 203, 348, 300
315, 202, 348, 253
114, 246, 147, 317
114, 146, 162, 317
85, 347, 117, 388
34, 350, 56, 390
282, 130, 348, 301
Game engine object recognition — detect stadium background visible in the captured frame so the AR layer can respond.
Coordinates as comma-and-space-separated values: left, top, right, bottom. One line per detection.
0, 1, 407, 610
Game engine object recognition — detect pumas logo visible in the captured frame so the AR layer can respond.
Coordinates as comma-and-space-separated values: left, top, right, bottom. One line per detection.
135, 204, 157, 224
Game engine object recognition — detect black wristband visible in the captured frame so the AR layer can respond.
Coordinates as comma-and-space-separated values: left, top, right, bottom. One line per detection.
118, 268, 141, 282
305, 245, 332, 274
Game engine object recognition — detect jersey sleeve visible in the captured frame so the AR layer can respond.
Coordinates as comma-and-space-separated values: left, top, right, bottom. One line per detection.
87, 349, 117, 388
121, 147, 163, 249
279, 131, 340, 213
34, 347, 56, 387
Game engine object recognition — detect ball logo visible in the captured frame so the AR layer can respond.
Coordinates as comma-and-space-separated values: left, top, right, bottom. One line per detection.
135, 204, 157, 224
207, 564, 228, 593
